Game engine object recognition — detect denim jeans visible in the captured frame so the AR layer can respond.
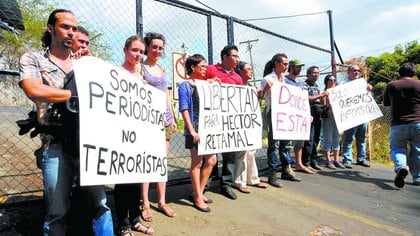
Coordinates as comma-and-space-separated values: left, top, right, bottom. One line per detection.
322, 114, 340, 151
266, 110, 292, 171
390, 123, 420, 182
42, 143, 113, 236
342, 123, 367, 163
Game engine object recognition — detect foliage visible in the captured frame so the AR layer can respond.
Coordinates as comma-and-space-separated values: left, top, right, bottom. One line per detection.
0, 0, 111, 70
366, 40, 420, 83
0, 0, 53, 70
364, 40, 420, 103
372, 82, 387, 103
370, 127, 390, 164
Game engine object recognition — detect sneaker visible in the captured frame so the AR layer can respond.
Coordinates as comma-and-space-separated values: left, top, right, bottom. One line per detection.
343, 161, 352, 169
325, 161, 336, 170
394, 166, 409, 188
357, 159, 371, 167
333, 161, 345, 169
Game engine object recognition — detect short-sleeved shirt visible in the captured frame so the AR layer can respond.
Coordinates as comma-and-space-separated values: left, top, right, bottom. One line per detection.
303, 79, 321, 105
260, 71, 284, 108
206, 63, 242, 85
383, 79, 420, 126
19, 49, 68, 125
285, 75, 304, 87
178, 80, 199, 135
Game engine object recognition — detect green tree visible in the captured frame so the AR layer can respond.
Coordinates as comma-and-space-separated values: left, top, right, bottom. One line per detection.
0, 0, 111, 70
0, 0, 52, 70
365, 40, 420, 102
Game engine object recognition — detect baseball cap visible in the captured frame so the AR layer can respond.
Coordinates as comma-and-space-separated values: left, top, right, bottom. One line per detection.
289, 59, 305, 67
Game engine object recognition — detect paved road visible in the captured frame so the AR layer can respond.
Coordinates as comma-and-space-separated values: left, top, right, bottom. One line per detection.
1, 161, 418, 235
146, 162, 419, 236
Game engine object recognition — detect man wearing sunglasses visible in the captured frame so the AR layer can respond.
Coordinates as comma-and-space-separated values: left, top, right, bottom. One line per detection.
341, 65, 372, 169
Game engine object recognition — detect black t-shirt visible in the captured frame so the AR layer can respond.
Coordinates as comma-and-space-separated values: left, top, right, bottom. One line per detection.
383, 78, 420, 126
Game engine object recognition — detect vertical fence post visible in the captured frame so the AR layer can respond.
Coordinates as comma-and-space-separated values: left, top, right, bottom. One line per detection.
327, 10, 336, 77
136, 0, 143, 37
207, 15, 213, 64
226, 16, 234, 46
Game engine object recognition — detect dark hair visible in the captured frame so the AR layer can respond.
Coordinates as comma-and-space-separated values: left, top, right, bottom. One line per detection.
185, 54, 206, 76
323, 74, 334, 90
263, 53, 287, 77
306, 66, 319, 76
41, 9, 74, 48
124, 35, 145, 49
144, 32, 165, 55
235, 61, 249, 74
398, 62, 416, 77
76, 25, 89, 37
220, 45, 238, 62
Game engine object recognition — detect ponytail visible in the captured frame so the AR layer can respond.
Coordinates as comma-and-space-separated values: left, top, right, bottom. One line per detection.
263, 53, 287, 77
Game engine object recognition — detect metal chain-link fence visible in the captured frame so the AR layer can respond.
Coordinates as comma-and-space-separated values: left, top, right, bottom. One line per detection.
2, 0, 391, 204
0, 73, 43, 201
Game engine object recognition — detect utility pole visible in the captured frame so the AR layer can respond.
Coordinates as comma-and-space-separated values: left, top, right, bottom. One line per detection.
239, 39, 259, 86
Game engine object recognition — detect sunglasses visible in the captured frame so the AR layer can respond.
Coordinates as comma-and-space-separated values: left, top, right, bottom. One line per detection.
351, 69, 361, 73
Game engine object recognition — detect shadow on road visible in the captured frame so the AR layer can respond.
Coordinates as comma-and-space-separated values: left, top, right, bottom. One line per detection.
318, 170, 396, 190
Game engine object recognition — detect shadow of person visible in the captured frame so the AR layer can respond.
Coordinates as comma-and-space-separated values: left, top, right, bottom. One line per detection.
317, 170, 396, 190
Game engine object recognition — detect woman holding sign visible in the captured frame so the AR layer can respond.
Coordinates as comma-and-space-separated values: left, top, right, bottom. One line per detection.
322, 75, 345, 170
114, 36, 155, 235
140, 32, 177, 221
232, 61, 267, 193
179, 54, 217, 212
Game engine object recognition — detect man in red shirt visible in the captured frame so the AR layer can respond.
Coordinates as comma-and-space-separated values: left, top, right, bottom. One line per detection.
205, 45, 242, 200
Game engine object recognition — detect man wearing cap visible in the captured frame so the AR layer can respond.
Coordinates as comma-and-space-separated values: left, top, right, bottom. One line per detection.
285, 60, 314, 175
302, 66, 328, 171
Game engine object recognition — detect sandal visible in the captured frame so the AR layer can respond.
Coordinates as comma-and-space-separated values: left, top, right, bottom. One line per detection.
295, 166, 314, 174
158, 204, 176, 217
238, 186, 251, 193
132, 222, 155, 235
120, 228, 133, 236
141, 207, 154, 222
252, 182, 267, 188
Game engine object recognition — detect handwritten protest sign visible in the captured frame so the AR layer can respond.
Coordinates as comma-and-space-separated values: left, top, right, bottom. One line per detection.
195, 80, 262, 155
328, 79, 382, 133
74, 56, 167, 186
271, 83, 311, 140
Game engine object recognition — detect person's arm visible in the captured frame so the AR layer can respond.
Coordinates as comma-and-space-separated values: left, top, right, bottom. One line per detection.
366, 82, 373, 92
308, 91, 328, 102
19, 52, 72, 103
20, 79, 71, 103
181, 110, 199, 143
166, 89, 177, 132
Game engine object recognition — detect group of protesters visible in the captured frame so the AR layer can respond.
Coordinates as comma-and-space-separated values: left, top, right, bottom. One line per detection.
17, 8, 419, 236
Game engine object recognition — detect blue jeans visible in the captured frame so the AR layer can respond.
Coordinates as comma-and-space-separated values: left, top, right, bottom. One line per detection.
42, 143, 113, 236
342, 123, 367, 163
266, 110, 292, 171
322, 114, 340, 151
390, 123, 420, 182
